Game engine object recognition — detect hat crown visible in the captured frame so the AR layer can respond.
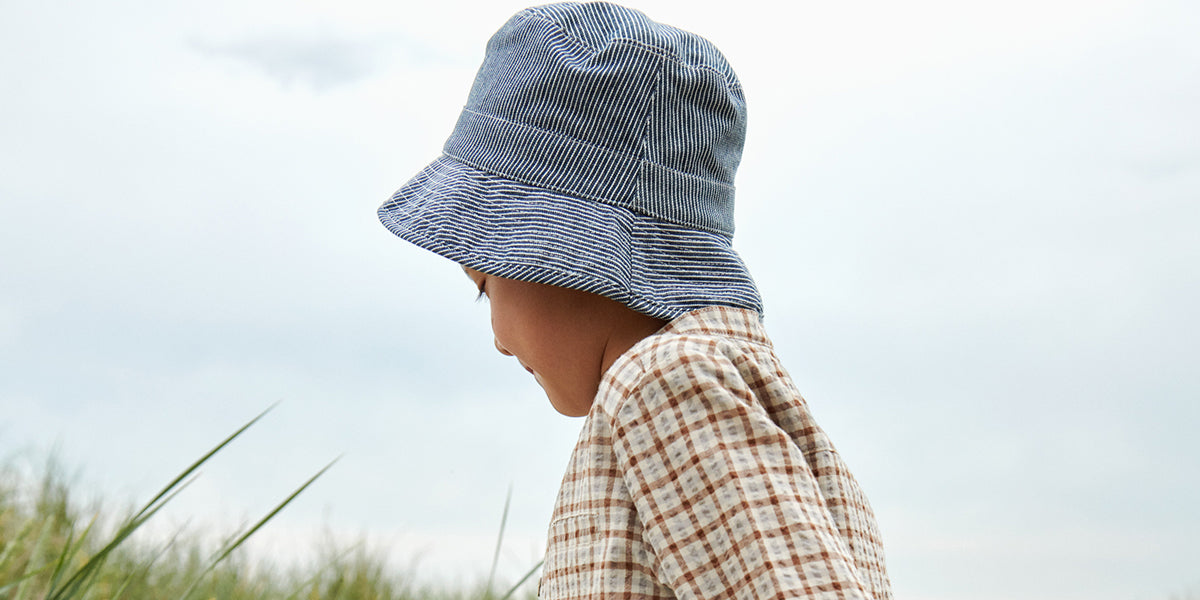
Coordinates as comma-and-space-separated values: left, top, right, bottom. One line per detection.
443, 2, 746, 236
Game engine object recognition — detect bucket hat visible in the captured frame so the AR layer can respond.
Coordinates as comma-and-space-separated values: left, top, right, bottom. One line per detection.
378, 1, 762, 320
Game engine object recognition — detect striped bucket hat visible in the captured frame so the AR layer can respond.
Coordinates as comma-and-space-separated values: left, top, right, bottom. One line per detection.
378, 1, 762, 321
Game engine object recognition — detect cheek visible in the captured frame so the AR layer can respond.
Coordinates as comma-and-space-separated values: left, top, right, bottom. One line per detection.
488, 307, 509, 347
487, 297, 523, 353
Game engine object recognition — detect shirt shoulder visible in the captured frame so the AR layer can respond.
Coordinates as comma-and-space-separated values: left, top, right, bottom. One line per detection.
597, 306, 780, 424
605, 305, 764, 380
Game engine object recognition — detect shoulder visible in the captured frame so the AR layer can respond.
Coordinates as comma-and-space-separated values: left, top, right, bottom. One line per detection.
596, 321, 766, 425
611, 325, 727, 381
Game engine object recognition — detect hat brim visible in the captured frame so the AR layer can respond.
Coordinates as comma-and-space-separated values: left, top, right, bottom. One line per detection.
378, 155, 761, 321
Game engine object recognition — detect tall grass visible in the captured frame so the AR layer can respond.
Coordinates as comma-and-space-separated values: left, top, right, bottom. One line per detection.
0, 409, 539, 599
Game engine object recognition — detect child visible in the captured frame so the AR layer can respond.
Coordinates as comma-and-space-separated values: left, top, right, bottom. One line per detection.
378, 3, 893, 598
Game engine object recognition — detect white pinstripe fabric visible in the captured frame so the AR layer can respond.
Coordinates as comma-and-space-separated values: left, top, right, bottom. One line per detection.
379, 2, 762, 320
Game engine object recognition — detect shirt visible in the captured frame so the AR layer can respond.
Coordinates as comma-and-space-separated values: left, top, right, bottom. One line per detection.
538, 306, 892, 599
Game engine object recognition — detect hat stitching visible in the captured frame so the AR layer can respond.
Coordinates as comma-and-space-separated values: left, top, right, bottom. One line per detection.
400, 221, 679, 318
524, 10, 741, 93
611, 38, 740, 91
458, 108, 641, 166
522, 13, 596, 59
379, 156, 753, 318
446, 111, 737, 237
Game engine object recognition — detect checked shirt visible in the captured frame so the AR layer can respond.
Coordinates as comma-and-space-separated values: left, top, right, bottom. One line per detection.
538, 306, 892, 600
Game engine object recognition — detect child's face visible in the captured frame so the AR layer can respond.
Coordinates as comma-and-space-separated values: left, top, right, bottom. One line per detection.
463, 266, 664, 417
463, 266, 607, 416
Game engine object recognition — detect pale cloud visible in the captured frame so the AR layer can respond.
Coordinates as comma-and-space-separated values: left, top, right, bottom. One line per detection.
190, 30, 463, 92
192, 34, 380, 91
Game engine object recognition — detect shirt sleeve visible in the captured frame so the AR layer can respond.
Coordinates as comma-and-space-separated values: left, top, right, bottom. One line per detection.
606, 345, 876, 600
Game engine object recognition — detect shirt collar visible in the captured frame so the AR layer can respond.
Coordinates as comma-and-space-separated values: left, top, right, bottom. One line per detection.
659, 306, 771, 346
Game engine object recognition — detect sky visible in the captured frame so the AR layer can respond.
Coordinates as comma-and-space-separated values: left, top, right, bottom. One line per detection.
1, 0, 1198, 598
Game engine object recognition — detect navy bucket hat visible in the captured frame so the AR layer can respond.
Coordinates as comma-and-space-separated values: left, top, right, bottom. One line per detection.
378, 1, 762, 321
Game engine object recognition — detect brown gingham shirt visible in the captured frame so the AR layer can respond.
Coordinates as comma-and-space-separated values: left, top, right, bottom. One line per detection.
539, 306, 892, 600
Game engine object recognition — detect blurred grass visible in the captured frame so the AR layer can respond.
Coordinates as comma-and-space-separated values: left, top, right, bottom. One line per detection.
0, 411, 539, 600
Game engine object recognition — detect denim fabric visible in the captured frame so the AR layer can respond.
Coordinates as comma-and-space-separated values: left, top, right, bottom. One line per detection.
379, 2, 762, 320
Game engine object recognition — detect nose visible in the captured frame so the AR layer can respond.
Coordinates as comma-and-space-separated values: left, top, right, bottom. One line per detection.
494, 338, 513, 356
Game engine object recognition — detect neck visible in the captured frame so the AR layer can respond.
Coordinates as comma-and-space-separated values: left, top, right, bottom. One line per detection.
598, 305, 669, 378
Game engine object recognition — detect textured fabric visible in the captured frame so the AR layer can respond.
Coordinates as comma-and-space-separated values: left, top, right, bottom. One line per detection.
540, 307, 893, 600
378, 2, 762, 321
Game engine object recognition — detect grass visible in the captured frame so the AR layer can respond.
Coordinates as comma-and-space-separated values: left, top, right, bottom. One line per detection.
0, 409, 540, 600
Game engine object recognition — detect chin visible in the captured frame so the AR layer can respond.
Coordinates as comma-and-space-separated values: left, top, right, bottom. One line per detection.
546, 392, 593, 418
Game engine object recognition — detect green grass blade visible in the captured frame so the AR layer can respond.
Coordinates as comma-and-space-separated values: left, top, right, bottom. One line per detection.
109, 570, 138, 600
486, 485, 513, 597
216, 458, 339, 562
46, 475, 198, 600
498, 558, 544, 600
110, 523, 188, 600
48, 406, 271, 600
131, 404, 276, 524
12, 516, 55, 600
282, 542, 359, 600
0, 518, 37, 572
176, 457, 338, 600
45, 512, 100, 595
0, 562, 53, 598
68, 559, 106, 600
44, 524, 79, 593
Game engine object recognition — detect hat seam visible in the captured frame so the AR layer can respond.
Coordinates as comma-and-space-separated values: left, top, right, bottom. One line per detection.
457, 110, 734, 191
524, 10, 741, 93
633, 60, 659, 229
444, 110, 736, 237
443, 146, 617, 209
521, 13, 594, 60
612, 38, 741, 92
443, 148, 733, 238
458, 110, 734, 189
458, 107, 640, 168
380, 158, 763, 319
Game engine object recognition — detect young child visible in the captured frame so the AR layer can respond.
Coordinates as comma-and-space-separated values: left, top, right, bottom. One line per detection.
378, 3, 893, 598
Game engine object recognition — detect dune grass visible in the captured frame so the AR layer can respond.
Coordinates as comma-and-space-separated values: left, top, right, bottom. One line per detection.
0, 410, 539, 600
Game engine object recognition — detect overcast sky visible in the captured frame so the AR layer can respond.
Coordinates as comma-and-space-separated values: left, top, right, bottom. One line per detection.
1, 0, 1198, 598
